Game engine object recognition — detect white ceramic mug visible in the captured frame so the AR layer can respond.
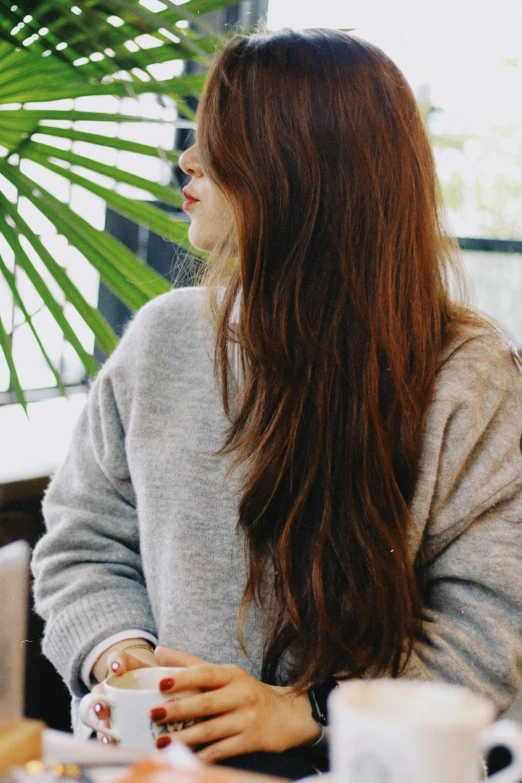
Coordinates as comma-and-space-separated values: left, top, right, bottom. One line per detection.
329, 679, 522, 783
79, 666, 197, 752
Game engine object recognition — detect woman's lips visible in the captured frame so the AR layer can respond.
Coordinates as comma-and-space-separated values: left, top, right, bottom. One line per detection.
182, 188, 199, 211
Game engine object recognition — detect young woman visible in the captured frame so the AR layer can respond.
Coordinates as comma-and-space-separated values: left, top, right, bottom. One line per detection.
32, 28, 522, 779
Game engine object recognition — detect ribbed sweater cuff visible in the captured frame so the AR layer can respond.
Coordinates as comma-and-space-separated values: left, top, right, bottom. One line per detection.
42, 588, 157, 698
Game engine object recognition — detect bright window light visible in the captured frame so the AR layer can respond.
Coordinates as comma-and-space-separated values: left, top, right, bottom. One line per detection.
107, 15, 124, 27
132, 67, 151, 81
56, 41, 67, 51
124, 39, 140, 52
90, 52, 105, 61
147, 59, 183, 80
71, 5, 82, 13
112, 70, 132, 81
135, 33, 163, 48
38, 27, 48, 35
158, 27, 180, 43
73, 57, 88, 66
140, 0, 167, 11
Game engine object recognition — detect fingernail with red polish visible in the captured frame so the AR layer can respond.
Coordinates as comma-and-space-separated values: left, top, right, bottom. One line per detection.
151, 707, 167, 722
156, 736, 172, 749
159, 678, 175, 692
111, 661, 120, 673
94, 703, 103, 715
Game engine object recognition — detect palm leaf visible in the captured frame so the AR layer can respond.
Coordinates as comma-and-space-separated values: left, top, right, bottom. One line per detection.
0, 314, 27, 412
0, 214, 100, 376
25, 141, 184, 207
1, 162, 171, 309
26, 151, 192, 246
0, 193, 119, 356
0, 230, 67, 402
26, 126, 182, 162
0, 244, 67, 395
0, 0, 240, 406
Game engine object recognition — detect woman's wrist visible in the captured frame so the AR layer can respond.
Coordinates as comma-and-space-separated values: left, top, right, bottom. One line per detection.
92, 637, 156, 683
275, 687, 322, 749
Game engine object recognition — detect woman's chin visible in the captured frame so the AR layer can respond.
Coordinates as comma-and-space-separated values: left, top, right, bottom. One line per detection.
187, 225, 217, 253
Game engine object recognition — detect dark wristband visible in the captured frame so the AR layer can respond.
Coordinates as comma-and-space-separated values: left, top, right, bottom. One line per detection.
307, 677, 339, 726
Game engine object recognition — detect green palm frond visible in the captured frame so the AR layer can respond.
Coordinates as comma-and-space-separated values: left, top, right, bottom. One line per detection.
0, 0, 240, 407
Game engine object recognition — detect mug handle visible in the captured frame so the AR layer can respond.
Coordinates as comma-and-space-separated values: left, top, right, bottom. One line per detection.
481, 720, 522, 783
78, 691, 120, 742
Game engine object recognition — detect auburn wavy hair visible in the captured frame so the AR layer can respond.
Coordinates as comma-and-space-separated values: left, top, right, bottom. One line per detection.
197, 28, 473, 688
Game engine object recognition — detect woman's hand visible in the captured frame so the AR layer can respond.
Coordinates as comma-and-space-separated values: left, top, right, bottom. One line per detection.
92, 643, 157, 744
152, 646, 320, 762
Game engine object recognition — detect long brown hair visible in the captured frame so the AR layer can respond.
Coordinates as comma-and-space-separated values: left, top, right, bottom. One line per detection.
198, 29, 471, 687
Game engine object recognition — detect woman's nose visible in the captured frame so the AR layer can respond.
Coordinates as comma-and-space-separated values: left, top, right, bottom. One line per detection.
178, 143, 202, 177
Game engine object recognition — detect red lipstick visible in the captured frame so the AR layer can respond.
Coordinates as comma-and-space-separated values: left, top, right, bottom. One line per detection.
182, 187, 199, 211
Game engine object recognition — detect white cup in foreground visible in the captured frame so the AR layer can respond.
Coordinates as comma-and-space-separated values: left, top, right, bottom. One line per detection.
79, 666, 197, 752
329, 679, 522, 783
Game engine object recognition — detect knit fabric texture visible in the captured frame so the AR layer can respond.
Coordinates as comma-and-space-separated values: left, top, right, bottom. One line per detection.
31, 287, 522, 733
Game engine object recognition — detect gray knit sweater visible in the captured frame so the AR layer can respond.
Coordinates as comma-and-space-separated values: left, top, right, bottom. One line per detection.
32, 287, 522, 733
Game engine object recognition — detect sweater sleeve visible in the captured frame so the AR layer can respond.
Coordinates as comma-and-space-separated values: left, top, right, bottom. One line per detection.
401, 335, 522, 714
31, 316, 158, 698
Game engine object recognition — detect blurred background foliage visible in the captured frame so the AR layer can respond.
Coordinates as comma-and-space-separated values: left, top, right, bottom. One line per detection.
417, 83, 522, 241
0, 0, 239, 408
